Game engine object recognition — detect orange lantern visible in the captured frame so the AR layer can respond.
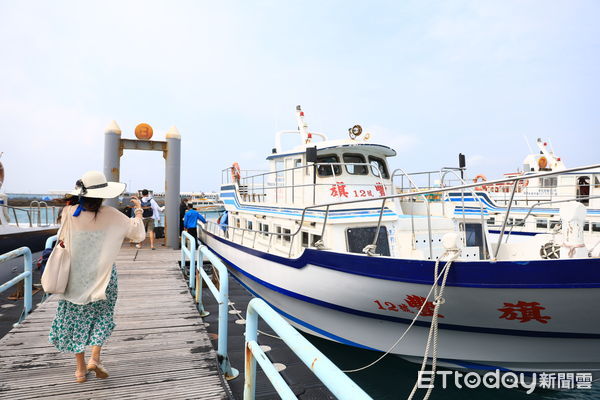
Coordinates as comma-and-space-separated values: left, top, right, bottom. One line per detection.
134, 123, 153, 140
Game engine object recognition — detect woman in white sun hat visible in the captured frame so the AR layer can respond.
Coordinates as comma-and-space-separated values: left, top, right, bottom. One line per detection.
48, 171, 146, 383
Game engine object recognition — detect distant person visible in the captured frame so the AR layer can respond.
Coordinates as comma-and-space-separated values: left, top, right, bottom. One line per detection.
137, 189, 164, 250
48, 170, 145, 383
179, 198, 188, 236
183, 203, 207, 243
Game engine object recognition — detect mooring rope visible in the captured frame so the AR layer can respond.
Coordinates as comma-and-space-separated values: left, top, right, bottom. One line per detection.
407, 250, 459, 400
342, 251, 458, 374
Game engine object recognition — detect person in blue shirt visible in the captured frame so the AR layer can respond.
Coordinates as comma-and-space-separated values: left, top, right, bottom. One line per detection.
183, 204, 207, 243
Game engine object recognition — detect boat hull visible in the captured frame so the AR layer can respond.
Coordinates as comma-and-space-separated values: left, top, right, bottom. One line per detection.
200, 229, 600, 372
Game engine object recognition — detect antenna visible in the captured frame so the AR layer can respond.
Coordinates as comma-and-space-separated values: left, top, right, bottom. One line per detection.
523, 136, 533, 154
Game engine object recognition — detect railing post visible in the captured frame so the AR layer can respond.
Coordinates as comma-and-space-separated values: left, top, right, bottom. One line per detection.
197, 245, 239, 380
243, 303, 259, 400
23, 249, 32, 315
0, 247, 33, 324
180, 231, 196, 288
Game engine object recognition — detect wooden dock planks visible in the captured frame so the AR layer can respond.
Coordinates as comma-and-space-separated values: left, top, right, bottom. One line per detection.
0, 245, 233, 400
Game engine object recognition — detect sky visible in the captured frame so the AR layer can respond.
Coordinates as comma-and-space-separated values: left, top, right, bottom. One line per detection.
1, 0, 599, 194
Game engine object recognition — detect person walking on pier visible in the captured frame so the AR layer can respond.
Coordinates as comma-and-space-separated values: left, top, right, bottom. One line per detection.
48, 171, 145, 383
183, 203, 207, 243
137, 189, 164, 250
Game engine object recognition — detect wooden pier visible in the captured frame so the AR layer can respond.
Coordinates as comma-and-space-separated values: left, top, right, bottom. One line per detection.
0, 243, 233, 399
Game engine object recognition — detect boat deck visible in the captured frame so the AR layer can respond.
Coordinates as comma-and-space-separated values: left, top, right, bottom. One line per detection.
0, 244, 233, 399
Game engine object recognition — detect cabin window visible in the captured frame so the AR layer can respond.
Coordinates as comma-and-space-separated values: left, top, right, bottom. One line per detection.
294, 158, 302, 168
260, 223, 269, 236
275, 226, 282, 240
247, 220, 253, 230
311, 234, 322, 247
301, 231, 309, 247
462, 223, 485, 259
368, 156, 389, 179
505, 218, 514, 226
283, 228, 291, 242
592, 223, 600, 233
513, 218, 524, 226
584, 222, 590, 232
486, 217, 495, 225
595, 176, 600, 189
275, 161, 285, 184
316, 154, 341, 177
549, 220, 560, 229
540, 177, 558, 188
346, 227, 390, 256
536, 219, 548, 229
343, 153, 368, 175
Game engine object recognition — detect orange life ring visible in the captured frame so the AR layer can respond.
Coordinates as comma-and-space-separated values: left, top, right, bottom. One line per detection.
231, 162, 241, 182
473, 174, 487, 191
538, 156, 548, 169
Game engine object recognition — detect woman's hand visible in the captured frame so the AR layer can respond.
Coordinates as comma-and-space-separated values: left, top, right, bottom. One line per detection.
130, 196, 141, 208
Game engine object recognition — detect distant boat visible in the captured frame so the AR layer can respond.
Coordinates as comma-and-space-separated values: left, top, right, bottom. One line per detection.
0, 158, 58, 254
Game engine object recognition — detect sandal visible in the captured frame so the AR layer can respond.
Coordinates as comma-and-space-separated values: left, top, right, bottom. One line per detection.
87, 360, 109, 379
75, 370, 87, 383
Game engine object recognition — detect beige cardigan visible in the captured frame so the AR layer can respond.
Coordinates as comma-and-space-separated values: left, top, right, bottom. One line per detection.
57, 205, 145, 305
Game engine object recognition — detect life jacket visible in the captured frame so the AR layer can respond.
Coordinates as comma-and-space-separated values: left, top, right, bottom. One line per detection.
141, 197, 154, 218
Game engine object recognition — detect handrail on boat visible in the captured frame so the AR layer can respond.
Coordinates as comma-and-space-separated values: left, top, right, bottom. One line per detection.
223, 161, 387, 206
503, 194, 600, 242
439, 168, 490, 259
194, 245, 239, 380
213, 163, 600, 261
0, 204, 34, 227
243, 297, 372, 400
0, 247, 33, 324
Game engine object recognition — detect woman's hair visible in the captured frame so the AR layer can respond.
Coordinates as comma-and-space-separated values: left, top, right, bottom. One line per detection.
58, 196, 103, 222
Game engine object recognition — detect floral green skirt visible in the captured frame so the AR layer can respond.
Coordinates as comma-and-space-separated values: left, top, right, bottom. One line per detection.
49, 265, 118, 353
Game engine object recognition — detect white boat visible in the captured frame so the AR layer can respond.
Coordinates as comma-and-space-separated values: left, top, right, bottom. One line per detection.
187, 192, 225, 212
199, 106, 600, 373
417, 138, 600, 245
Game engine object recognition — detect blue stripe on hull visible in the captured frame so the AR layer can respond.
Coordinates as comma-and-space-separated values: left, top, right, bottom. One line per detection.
202, 231, 600, 339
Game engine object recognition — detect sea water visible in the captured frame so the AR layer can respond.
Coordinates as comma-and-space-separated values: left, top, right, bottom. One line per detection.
303, 333, 599, 399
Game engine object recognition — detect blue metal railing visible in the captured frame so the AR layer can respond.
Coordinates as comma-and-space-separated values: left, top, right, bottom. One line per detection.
0, 247, 33, 324
194, 245, 239, 380
181, 231, 196, 288
45, 235, 58, 250
244, 298, 372, 400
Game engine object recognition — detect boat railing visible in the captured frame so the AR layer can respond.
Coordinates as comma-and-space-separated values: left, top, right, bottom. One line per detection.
389, 168, 433, 258
392, 167, 464, 194
0, 247, 33, 324
223, 162, 389, 206
439, 168, 491, 259
244, 297, 371, 400
0, 204, 33, 227
210, 163, 600, 261
503, 194, 600, 242
29, 201, 56, 226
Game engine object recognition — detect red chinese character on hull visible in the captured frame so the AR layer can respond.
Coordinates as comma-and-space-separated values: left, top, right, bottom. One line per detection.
330, 182, 349, 198
400, 295, 444, 318
374, 182, 386, 197
498, 301, 551, 324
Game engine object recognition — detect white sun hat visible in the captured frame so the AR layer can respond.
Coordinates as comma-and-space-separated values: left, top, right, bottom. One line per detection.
69, 170, 126, 199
